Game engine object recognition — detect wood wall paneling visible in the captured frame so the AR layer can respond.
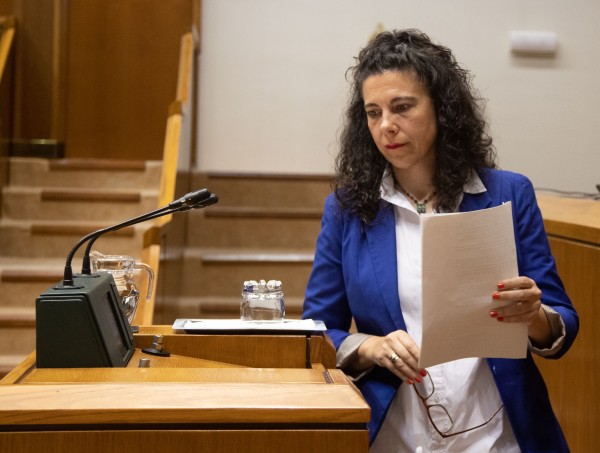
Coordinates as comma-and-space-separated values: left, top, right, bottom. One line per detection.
534, 194, 600, 453
0, 2, 15, 17
64, 0, 195, 160
0, 431, 369, 453
12, 0, 55, 140
534, 238, 599, 452
2, 0, 199, 159
0, 16, 15, 204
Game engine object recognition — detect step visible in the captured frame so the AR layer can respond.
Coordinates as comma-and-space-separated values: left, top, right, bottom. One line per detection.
0, 307, 35, 327
2, 186, 159, 221
186, 208, 322, 249
155, 296, 305, 325
0, 354, 29, 379
0, 325, 36, 356
0, 219, 147, 258
0, 274, 62, 309
0, 263, 72, 309
196, 172, 332, 209
9, 157, 162, 190
173, 248, 314, 299
0, 256, 159, 309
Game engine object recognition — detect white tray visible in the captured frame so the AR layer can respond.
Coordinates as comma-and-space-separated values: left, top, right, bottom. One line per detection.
172, 318, 327, 333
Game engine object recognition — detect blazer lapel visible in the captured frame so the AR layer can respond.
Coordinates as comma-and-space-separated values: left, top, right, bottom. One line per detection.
364, 202, 406, 331
459, 190, 493, 212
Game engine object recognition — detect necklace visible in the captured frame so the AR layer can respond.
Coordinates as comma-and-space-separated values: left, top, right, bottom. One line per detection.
396, 183, 435, 214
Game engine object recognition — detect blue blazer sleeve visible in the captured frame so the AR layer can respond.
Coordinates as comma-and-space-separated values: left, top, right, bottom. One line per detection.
303, 193, 406, 349
302, 194, 354, 348
480, 170, 579, 357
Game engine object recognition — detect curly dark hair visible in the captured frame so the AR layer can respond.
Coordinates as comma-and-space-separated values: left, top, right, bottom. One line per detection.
335, 29, 496, 223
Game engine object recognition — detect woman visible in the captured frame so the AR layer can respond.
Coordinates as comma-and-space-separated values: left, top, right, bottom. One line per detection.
302, 29, 578, 452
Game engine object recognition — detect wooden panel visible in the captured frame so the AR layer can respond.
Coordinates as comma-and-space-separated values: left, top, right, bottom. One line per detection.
0, 430, 369, 453
534, 238, 599, 453
130, 328, 336, 369
535, 194, 599, 453
0, 15, 12, 195
537, 194, 600, 244
0, 2, 15, 16
64, 0, 194, 160
10, 0, 55, 139
0, 381, 368, 425
134, 331, 309, 369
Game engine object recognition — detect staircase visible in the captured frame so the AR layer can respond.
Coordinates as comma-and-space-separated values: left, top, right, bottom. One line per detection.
0, 157, 161, 376
156, 172, 332, 324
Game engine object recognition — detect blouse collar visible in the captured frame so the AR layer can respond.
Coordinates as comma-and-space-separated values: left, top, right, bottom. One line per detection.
380, 167, 487, 212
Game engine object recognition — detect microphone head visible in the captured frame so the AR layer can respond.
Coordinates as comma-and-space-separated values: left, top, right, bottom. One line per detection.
184, 188, 212, 205
191, 193, 219, 209
169, 188, 212, 208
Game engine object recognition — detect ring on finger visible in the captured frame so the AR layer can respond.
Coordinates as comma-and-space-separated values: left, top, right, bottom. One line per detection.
390, 352, 400, 364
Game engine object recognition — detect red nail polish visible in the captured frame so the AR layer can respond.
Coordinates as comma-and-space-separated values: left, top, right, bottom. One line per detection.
420, 369, 427, 377
490, 311, 498, 318
492, 292, 501, 300
414, 377, 421, 383
497, 282, 505, 289
407, 379, 414, 385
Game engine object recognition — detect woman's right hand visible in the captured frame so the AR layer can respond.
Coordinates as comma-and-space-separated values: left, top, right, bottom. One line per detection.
355, 330, 426, 384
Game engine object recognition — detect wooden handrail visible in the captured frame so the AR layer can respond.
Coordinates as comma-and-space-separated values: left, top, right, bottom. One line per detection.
138, 31, 196, 324
175, 32, 195, 105
156, 111, 183, 222
0, 17, 15, 84
155, 32, 196, 224
137, 112, 181, 324
131, 243, 160, 326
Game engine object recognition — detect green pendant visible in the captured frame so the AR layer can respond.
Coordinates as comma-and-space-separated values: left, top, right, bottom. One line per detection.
416, 203, 427, 214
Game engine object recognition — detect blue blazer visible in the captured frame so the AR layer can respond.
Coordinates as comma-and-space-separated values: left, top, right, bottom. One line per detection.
303, 169, 579, 452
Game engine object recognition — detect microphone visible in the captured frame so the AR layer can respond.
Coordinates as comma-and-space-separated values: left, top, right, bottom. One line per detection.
168, 188, 216, 209
36, 189, 218, 368
61, 188, 213, 285
80, 191, 218, 275
79, 193, 218, 275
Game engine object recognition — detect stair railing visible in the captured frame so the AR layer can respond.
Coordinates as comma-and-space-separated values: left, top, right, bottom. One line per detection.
133, 32, 196, 326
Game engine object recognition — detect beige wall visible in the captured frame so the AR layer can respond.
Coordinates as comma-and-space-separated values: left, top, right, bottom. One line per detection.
197, 0, 600, 193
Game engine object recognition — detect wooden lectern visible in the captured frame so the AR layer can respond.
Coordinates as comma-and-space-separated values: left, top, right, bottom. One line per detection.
0, 326, 370, 453
535, 194, 599, 453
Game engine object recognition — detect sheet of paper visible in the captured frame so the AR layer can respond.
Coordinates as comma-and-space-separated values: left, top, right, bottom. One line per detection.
419, 202, 527, 368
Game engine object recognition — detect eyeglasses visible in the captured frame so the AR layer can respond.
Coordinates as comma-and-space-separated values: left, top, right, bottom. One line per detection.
412, 372, 504, 438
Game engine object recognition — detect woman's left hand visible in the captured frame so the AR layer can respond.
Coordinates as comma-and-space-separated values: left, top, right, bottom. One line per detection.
489, 276, 551, 347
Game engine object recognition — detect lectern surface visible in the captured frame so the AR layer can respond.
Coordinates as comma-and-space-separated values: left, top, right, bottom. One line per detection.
0, 328, 370, 453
